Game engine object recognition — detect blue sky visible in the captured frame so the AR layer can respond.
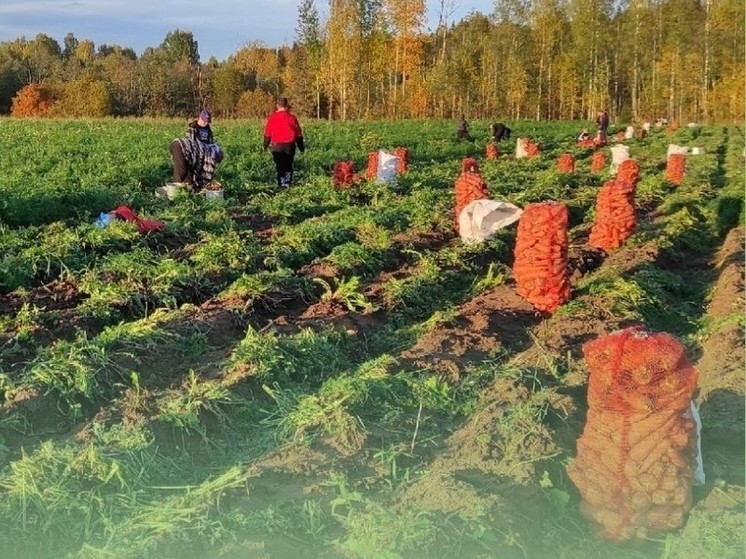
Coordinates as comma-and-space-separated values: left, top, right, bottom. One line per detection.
0, 0, 494, 61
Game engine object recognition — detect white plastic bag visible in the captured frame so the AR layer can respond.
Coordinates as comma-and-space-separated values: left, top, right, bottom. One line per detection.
376, 150, 398, 184
667, 144, 689, 158
689, 401, 705, 486
624, 126, 635, 140
610, 145, 630, 173
515, 138, 529, 159
458, 200, 523, 244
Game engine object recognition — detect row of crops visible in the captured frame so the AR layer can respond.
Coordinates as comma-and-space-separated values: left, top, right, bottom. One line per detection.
0, 118, 743, 558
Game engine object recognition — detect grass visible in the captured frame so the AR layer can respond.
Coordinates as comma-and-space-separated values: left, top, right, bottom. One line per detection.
0, 120, 742, 559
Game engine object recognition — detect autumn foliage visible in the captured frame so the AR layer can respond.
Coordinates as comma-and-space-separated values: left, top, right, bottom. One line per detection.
557, 153, 575, 173
666, 154, 686, 185
454, 158, 489, 232
568, 327, 699, 541
513, 202, 571, 313
10, 83, 55, 117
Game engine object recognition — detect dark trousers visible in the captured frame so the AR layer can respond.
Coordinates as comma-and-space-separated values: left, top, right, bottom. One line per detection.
456, 130, 474, 142
170, 141, 190, 183
271, 146, 295, 188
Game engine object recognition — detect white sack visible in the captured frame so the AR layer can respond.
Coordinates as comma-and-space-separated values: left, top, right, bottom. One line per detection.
667, 144, 689, 158
459, 200, 523, 244
376, 150, 398, 184
515, 138, 529, 159
689, 401, 705, 486
624, 126, 635, 140
610, 145, 630, 173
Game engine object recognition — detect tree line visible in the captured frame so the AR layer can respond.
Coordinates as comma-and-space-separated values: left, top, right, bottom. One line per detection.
1, 0, 743, 122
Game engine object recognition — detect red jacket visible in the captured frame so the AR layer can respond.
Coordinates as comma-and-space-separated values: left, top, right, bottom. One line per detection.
263, 109, 304, 150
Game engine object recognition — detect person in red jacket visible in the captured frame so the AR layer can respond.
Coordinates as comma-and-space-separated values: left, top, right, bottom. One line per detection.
263, 97, 305, 188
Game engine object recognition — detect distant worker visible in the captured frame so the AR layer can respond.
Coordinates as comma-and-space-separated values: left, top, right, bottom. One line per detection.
456, 115, 474, 142
169, 137, 223, 192
187, 109, 214, 144
489, 122, 512, 142
595, 109, 609, 145
577, 128, 591, 141
263, 97, 305, 189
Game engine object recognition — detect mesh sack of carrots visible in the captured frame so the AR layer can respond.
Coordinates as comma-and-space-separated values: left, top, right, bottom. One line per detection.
333, 161, 356, 188
616, 159, 641, 186
557, 153, 575, 173
588, 179, 636, 250
394, 147, 409, 173
666, 154, 686, 185
366, 151, 379, 180
512, 201, 570, 313
567, 327, 699, 542
526, 139, 541, 158
454, 158, 490, 232
590, 151, 606, 173
486, 143, 499, 160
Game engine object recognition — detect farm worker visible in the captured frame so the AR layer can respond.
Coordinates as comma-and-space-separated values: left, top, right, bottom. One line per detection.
263, 97, 305, 189
169, 137, 224, 192
187, 109, 214, 144
489, 122, 512, 142
595, 109, 609, 145
455, 115, 474, 142
577, 128, 591, 141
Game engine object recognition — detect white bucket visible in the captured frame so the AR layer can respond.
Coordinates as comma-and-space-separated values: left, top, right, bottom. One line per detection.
205, 188, 224, 201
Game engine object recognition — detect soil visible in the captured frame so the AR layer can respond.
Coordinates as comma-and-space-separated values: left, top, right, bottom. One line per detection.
694, 227, 745, 485
400, 285, 539, 380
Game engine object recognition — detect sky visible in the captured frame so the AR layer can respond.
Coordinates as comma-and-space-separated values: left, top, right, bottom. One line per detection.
0, 0, 494, 61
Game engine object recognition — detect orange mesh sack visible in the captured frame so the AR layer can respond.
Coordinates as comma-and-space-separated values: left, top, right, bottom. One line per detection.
666, 154, 686, 185
591, 151, 606, 173
588, 180, 636, 250
333, 161, 356, 188
394, 147, 409, 173
567, 327, 699, 542
366, 151, 379, 180
486, 143, 499, 160
557, 153, 575, 173
526, 140, 541, 158
616, 159, 641, 186
454, 158, 490, 232
512, 202, 570, 313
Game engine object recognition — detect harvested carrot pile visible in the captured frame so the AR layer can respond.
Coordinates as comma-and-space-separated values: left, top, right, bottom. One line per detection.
588, 179, 636, 250
454, 158, 489, 232
394, 147, 409, 173
577, 139, 596, 148
513, 201, 570, 313
567, 327, 699, 542
590, 151, 606, 173
616, 159, 641, 186
366, 151, 379, 180
557, 153, 575, 173
666, 154, 686, 185
333, 161, 356, 188
486, 143, 499, 160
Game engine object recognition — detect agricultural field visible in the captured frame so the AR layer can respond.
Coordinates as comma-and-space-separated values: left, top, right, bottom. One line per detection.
0, 117, 743, 559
